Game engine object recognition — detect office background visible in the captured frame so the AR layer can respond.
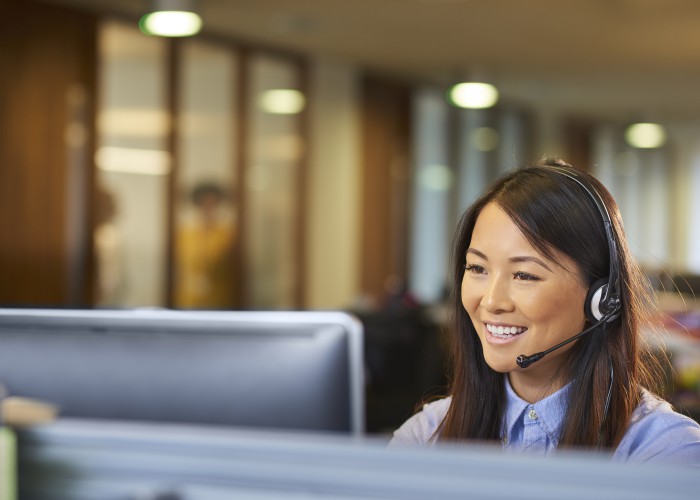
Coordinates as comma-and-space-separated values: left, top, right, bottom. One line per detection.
1, 0, 700, 432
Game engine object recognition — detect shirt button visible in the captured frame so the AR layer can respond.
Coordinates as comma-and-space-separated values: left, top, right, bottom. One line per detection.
528, 409, 538, 420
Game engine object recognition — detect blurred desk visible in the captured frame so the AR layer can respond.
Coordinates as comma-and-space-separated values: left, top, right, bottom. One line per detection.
352, 307, 448, 434
654, 293, 700, 422
16, 418, 700, 499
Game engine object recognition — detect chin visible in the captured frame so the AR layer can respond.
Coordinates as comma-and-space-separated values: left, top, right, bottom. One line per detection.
483, 353, 517, 374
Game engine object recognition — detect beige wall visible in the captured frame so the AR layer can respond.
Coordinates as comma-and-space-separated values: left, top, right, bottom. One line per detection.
305, 61, 361, 309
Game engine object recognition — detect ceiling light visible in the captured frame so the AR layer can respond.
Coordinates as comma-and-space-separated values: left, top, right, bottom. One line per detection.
624, 123, 666, 149
259, 89, 306, 115
140, 0, 202, 37
447, 82, 499, 109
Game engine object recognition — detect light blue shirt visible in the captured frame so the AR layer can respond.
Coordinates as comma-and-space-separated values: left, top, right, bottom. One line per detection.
390, 376, 700, 464
501, 375, 568, 453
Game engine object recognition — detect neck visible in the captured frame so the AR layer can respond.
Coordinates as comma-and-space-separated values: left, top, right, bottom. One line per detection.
507, 369, 569, 404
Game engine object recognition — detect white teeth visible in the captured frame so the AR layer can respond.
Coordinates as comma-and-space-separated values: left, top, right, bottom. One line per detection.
486, 324, 526, 337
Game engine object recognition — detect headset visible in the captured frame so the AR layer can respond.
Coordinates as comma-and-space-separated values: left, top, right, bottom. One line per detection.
515, 166, 622, 369
552, 166, 622, 324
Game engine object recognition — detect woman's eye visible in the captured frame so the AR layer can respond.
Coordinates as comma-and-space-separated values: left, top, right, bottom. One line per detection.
464, 264, 486, 275
513, 271, 540, 281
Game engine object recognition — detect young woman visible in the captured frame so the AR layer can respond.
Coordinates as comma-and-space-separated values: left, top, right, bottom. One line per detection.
391, 159, 700, 463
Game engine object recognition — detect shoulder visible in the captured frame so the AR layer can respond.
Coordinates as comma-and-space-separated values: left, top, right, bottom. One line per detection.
388, 397, 451, 446
614, 389, 700, 465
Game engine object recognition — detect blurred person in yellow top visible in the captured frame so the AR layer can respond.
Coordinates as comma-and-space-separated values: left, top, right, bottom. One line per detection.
175, 182, 237, 309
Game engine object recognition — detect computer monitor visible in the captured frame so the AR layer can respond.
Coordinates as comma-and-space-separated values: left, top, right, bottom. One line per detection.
16, 419, 700, 500
0, 308, 364, 434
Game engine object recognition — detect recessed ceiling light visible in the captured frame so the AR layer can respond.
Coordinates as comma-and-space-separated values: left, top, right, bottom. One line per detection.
259, 89, 306, 115
447, 82, 499, 109
139, 0, 202, 37
624, 123, 666, 149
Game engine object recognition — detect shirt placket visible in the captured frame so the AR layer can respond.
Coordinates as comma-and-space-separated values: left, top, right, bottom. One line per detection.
523, 404, 547, 452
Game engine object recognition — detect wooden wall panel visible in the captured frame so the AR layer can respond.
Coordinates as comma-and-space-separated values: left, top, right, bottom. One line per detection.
360, 76, 412, 303
0, 1, 95, 305
564, 118, 595, 171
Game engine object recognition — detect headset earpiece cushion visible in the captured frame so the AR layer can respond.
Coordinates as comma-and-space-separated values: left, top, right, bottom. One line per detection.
584, 278, 609, 323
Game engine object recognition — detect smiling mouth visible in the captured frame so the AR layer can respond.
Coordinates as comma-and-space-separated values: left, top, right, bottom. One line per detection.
485, 323, 527, 338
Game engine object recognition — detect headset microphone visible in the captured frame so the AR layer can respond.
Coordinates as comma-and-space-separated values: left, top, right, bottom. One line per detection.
515, 315, 610, 368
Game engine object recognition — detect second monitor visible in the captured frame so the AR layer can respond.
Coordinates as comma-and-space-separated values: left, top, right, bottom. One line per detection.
0, 309, 364, 434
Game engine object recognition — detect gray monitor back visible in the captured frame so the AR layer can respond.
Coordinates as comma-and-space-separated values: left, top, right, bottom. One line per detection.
0, 309, 364, 434
16, 419, 700, 500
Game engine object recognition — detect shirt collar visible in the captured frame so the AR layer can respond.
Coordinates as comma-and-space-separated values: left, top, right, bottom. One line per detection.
503, 375, 571, 441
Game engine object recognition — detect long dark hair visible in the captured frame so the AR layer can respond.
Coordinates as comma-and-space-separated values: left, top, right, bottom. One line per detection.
438, 158, 665, 449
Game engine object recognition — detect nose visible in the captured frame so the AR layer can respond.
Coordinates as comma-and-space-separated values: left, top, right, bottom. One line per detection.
481, 274, 515, 314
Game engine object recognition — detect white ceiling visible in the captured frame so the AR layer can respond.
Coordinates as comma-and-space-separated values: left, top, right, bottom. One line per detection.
46, 0, 700, 122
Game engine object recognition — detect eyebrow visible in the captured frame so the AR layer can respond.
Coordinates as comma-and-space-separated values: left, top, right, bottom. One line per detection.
466, 248, 553, 272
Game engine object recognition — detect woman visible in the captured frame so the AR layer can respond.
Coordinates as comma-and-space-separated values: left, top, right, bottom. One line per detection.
176, 182, 237, 309
391, 158, 700, 463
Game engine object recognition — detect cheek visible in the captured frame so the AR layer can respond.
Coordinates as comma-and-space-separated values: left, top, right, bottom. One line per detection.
460, 276, 480, 313
460, 276, 469, 309
523, 283, 587, 326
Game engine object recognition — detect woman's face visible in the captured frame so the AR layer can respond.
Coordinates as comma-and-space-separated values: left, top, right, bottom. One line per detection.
461, 202, 588, 388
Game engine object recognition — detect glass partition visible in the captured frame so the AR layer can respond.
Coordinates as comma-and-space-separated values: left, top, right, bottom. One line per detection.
94, 24, 308, 310
94, 20, 169, 307
173, 40, 239, 309
244, 55, 305, 308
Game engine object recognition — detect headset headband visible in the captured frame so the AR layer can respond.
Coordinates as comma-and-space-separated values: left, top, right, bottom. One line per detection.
546, 166, 621, 318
